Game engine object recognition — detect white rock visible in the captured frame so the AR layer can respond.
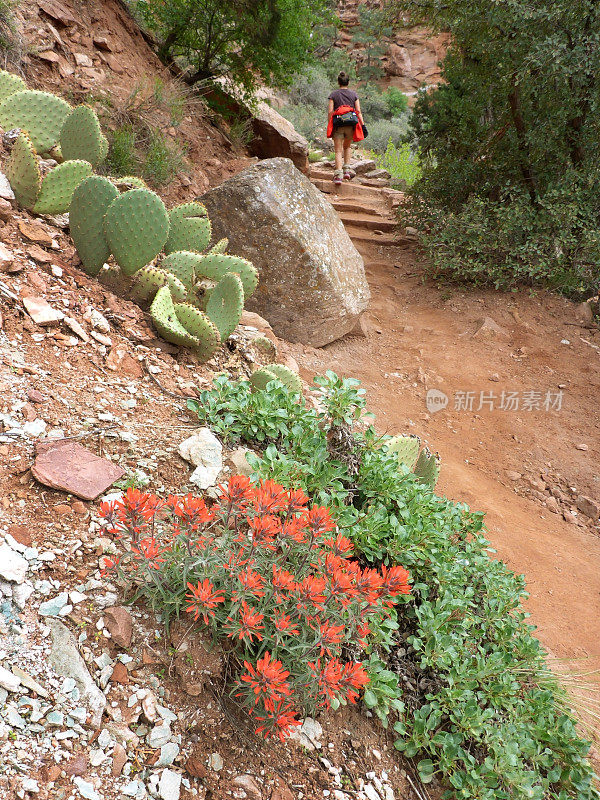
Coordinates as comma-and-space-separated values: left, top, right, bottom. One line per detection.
141, 691, 157, 722
23, 418, 47, 437
209, 752, 223, 771
90, 309, 111, 333
0, 171, 15, 200
159, 769, 181, 800
0, 665, 21, 692
22, 778, 40, 793
0, 542, 28, 584
147, 724, 171, 749
178, 428, 223, 489
289, 717, 323, 750
12, 581, 34, 609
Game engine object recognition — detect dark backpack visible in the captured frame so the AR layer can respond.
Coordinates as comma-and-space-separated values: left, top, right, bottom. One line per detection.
333, 110, 359, 128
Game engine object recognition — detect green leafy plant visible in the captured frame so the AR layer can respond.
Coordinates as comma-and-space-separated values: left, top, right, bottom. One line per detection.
188, 373, 599, 800
371, 140, 422, 188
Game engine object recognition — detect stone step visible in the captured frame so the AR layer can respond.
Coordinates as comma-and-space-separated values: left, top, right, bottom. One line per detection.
330, 199, 383, 217
339, 213, 397, 233
311, 178, 386, 202
343, 225, 411, 248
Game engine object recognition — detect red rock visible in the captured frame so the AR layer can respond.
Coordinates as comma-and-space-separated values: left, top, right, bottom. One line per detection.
105, 348, 143, 378
18, 221, 54, 247
31, 440, 125, 501
111, 743, 128, 776
45, 765, 61, 783
271, 785, 294, 800
21, 402, 37, 422
72, 500, 87, 515
7, 524, 32, 547
64, 754, 88, 776
0, 198, 12, 221
27, 389, 47, 404
110, 661, 129, 685
184, 757, 208, 778
54, 504, 72, 516
576, 495, 600, 521
27, 245, 53, 264
104, 606, 133, 648
23, 296, 64, 326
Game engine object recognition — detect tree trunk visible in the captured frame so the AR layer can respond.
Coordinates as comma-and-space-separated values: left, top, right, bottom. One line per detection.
507, 77, 538, 207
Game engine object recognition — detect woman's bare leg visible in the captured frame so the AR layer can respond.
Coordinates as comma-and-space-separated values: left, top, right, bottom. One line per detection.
343, 141, 352, 171
334, 137, 344, 171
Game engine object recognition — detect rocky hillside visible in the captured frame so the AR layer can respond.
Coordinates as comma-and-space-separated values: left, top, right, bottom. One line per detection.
8, 0, 253, 200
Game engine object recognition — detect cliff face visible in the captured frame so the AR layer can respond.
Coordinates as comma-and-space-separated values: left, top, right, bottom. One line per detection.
336, 0, 449, 95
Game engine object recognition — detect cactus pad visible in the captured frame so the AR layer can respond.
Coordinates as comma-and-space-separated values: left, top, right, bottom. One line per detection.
130, 265, 187, 304
266, 364, 302, 394
150, 286, 199, 349
413, 448, 441, 490
70, 176, 119, 276
161, 250, 202, 290
208, 238, 229, 255
0, 70, 26, 103
104, 188, 170, 276
112, 176, 149, 191
205, 272, 244, 340
165, 202, 211, 255
195, 253, 258, 297
0, 90, 70, 154
60, 105, 108, 168
387, 434, 421, 470
5, 132, 41, 209
33, 159, 92, 215
250, 367, 278, 391
174, 303, 221, 362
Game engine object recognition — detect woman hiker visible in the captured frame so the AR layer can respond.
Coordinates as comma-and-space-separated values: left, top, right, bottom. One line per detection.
327, 71, 365, 185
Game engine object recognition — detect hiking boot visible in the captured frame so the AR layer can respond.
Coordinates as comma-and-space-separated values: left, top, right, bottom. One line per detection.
333, 170, 343, 185
343, 165, 352, 180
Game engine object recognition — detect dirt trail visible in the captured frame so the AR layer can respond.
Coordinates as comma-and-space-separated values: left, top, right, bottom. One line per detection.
295, 168, 600, 670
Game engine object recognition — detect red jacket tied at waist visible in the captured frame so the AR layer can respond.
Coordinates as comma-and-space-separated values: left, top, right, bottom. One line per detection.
327, 104, 365, 142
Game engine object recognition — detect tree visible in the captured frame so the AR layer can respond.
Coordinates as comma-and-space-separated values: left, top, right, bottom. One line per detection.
390, 0, 600, 293
135, 0, 333, 93
352, 6, 393, 80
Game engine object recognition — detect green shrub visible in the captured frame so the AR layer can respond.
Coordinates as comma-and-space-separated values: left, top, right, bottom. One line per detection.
366, 119, 409, 153
372, 140, 422, 187
384, 87, 408, 117
142, 130, 186, 188
187, 372, 599, 800
106, 124, 137, 177
279, 102, 326, 147
404, 174, 600, 295
288, 65, 331, 107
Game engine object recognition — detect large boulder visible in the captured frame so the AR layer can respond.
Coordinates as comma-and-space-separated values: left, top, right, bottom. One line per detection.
201, 158, 370, 347
248, 102, 309, 174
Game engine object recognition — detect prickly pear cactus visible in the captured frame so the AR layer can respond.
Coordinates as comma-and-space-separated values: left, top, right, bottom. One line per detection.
5, 131, 41, 209
33, 159, 93, 215
250, 367, 277, 391
205, 272, 244, 341
174, 303, 221, 362
267, 364, 303, 394
60, 105, 108, 168
387, 434, 421, 470
207, 238, 229, 255
70, 176, 119, 276
250, 365, 302, 394
150, 286, 199, 349
0, 70, 26, 103
112, 176, 149, 191
165, 202, 211, 255
0, 90, 71, 154
103, 188, 170, 276
196, 253, 258, 297
413, 447, 441, 490
130, 265, 187, 304
161, 251, 202, 291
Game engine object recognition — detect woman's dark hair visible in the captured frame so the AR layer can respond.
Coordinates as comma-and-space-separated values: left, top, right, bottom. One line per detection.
337, 71, 350, 87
